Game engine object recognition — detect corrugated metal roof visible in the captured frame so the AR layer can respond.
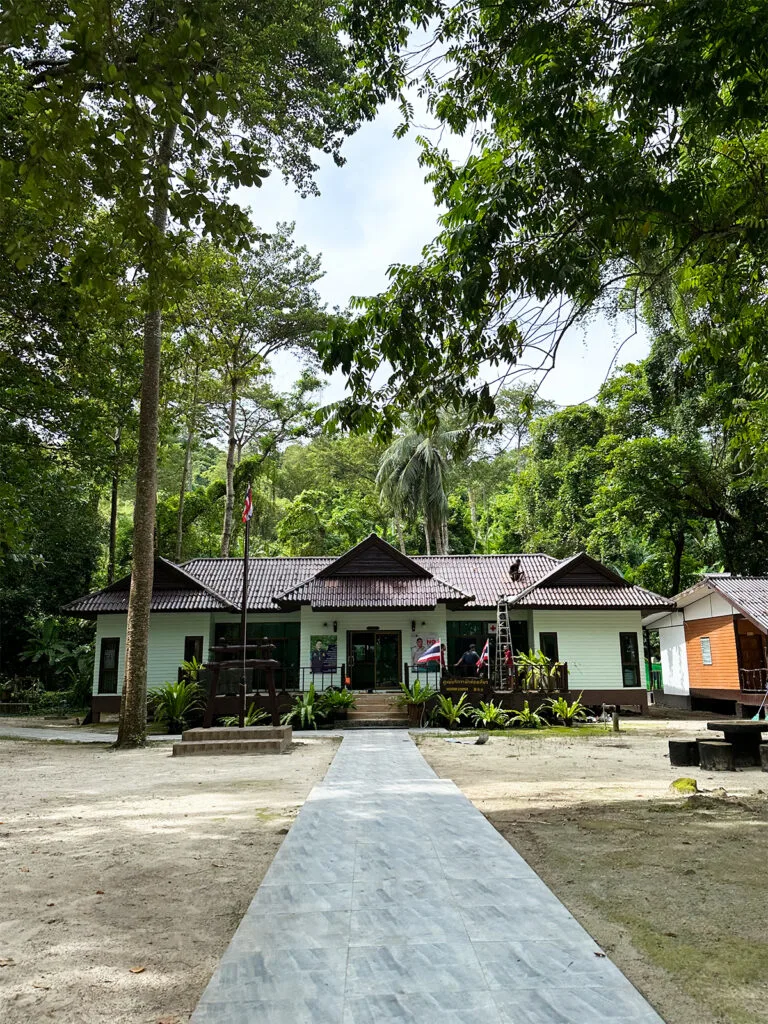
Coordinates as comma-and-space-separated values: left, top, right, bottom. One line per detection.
707, 576, 768, 632
276, 574, 472, 610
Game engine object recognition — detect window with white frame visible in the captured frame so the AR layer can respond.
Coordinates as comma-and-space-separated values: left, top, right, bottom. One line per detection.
700, 637, 712, 665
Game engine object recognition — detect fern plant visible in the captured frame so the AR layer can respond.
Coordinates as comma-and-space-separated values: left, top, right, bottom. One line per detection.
149, 680, 203, 733
508, 700, 547, 729
545, 692, 586, 726
435, 692, 472, 728
220, 702, 270, 727
471, 700, 509, 729
281, 683, 325, 730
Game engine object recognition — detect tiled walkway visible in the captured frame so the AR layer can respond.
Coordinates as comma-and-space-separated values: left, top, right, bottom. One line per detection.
192, 730, 665, 1023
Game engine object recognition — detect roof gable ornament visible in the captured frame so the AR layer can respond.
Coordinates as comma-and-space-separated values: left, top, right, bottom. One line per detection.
315, 534, 433, 580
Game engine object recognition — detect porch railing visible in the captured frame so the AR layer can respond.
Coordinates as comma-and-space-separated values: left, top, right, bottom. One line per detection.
195, 663, 344, 694
740, 667, 768, 693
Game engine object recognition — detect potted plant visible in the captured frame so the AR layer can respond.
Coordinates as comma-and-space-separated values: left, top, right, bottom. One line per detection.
395, 679, 437, 726
514, 649, 563, 693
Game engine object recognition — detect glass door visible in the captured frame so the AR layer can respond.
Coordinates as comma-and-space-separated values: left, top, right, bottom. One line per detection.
348, 631, 401, 689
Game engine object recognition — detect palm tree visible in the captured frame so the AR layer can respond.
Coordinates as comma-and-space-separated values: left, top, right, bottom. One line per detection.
376, 422, 467, 554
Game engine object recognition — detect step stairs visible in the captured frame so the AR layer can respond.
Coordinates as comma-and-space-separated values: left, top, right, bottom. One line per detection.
172, 725, 292, 756
345, 693, 409, 728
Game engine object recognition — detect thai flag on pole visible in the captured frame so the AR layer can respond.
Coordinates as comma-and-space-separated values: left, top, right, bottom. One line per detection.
241, 483, 253, 523
477, 638, 490, 673
417, 641, 442, 665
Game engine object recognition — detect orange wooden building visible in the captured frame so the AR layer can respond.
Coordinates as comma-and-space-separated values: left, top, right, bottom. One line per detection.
644, 575, 768, 715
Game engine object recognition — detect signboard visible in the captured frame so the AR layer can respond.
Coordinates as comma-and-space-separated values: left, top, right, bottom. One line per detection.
310, 635, 337, 673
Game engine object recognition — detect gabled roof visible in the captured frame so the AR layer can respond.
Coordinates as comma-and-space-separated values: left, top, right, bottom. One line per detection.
316, 534, 432, 579
62, 543, 670, 616
507, 552, 671, 611
62, 557, 238, 617
660, 574, 768, 634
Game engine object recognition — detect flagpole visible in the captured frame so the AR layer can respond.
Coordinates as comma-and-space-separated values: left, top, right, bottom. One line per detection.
239, 482, 251, 729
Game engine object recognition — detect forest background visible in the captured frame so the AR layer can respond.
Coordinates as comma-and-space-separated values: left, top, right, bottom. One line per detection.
2, 1, 768, 711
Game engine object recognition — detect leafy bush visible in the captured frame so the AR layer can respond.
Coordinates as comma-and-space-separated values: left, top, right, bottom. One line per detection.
319, 689, 357, 716
514, 649, 563, 692
281, 683, 326, 730
149, 680, 203, 733
220, 702, 270, 727
471, 700, 509, 729
508, 700, 548, 729
544, 692, 586, 726
435, 692, 472, 728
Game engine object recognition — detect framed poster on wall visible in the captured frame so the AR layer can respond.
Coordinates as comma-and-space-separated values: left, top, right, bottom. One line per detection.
311, 635, 338, 673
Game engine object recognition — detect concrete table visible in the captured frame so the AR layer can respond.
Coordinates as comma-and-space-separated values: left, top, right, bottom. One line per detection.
706, 720, 768, 766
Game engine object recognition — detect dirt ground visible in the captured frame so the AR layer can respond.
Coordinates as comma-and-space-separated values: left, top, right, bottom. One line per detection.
418, 721, 768, 1024
0, 737, 338, 1024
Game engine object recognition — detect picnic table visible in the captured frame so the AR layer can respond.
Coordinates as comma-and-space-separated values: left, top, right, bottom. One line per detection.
706, 720, 768, 766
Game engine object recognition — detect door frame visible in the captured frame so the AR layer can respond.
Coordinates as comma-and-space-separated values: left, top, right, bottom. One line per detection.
347, 630, 402, 689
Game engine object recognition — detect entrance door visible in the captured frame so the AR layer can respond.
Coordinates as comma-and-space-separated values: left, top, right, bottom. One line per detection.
348, 631, 401, 689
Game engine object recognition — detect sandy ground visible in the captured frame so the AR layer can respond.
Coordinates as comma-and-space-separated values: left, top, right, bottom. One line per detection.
0, 738, 338, 1024
418, 720, 768, 1024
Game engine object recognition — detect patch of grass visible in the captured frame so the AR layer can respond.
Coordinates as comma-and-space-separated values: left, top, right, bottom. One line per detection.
460, 725, 615, 738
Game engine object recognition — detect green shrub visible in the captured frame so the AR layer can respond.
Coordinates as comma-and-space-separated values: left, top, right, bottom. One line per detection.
435, 692, 472, 728
319, 688, 357, 714
544, 692, 586, 726
471, 700, 509, 729
149, 680, 203, 732
219, 702, 270, 727
281, 683, 326, 730
508, 700, 548, 729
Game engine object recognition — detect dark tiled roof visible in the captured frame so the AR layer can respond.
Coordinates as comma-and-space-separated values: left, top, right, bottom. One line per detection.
62, 557, 238, 616
276, 575, 472, 610
510, 583, 670, 610
64, 547, 669, 616
414, 554, 559, 609
185, 557, 333, 611
63, 588, 235, 615
507, 552, 671, 611
707, 576, 768, 632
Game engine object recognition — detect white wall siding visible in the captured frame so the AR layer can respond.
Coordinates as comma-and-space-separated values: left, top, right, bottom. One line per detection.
531, 610, 644, 690
684, 593, 734, 621
93, 612, 212, 695
658, 623, 690, 695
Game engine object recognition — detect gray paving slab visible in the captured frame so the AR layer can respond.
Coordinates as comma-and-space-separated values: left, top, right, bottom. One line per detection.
192, 730, 665, 1023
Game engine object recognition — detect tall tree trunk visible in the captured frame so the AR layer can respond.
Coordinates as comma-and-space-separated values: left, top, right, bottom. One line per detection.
117, 123, 176, 750
468, 486, 478, 552
176, 421, 194, 562
395, 514, 405, 554
442, 518, 450, 556
423, 521, 431, 556
107, 427, 122, 584
671, 531, 685, 596
220, 381, 238, 556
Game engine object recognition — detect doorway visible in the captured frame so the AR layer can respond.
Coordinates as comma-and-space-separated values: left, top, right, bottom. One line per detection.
348, 631, 401, 689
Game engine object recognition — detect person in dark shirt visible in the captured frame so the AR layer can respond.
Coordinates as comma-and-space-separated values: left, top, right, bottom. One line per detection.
454, 643, 480, 678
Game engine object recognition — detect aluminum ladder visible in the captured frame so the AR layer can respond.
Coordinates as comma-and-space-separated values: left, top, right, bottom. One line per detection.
495, 597, 512, 689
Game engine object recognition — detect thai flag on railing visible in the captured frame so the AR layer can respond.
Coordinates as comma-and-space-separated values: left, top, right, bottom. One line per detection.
242, 483, 253, 523
477, 638, 490, 673
417, 641, 442, 665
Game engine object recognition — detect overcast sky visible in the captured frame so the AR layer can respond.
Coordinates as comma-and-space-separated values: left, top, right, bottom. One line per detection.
234, 101, 649, 410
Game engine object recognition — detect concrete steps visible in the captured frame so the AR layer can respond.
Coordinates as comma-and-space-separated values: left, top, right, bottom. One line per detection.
172, 725, 292, 756
345, 694, 408, 728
